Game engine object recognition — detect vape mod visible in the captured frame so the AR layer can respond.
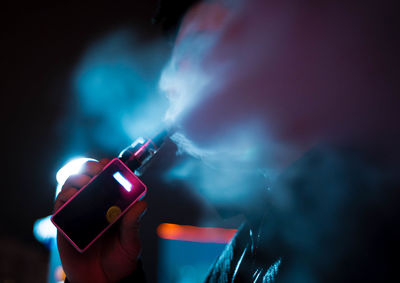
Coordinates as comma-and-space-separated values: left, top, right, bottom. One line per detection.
51, 130, 169, 252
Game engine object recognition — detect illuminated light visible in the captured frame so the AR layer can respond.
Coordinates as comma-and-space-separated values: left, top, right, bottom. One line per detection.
55, 265, 66, 281
33, 215, 57, 242
133, 140, 152, 158
113, 171, 132, 192
56, 157, 97, 186
157, 223, 237, 243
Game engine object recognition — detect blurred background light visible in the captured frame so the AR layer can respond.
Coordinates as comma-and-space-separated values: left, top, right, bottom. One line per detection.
157, 223, 237, 243
54, 265, 66, 283
35, 157, 95, 283
157, 223, 238, 283
33, 216, 57, 247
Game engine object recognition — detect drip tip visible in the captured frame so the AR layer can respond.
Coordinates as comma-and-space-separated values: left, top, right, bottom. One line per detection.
151, 128, 171, 149
118, 128, 172, 174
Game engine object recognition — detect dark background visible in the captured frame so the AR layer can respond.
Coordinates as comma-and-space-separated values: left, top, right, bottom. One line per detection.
0, 1, 211, 282
3, 1, 400, 282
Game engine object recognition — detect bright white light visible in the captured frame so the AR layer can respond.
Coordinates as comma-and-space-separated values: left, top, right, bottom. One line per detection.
33, 215, 57, 242
113, 171, 132, 192
55, 157, 97, 197
56, 157, 97, 185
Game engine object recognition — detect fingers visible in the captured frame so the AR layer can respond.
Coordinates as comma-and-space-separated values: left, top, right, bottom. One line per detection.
75, 158, 110, 178
54, 170, 92, 213
99, 158, 111, 167
62, 174, 92, 190
82, 158, 110, 176
54, 187, 78, 212
121, 201, 147, 230
80, 160, 104, 177
54, 158, 111, 212
119, 201, 147, 258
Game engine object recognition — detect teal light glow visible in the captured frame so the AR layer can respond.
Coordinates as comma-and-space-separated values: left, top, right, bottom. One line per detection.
73, 29, 168, 151
34, 215, 57, 243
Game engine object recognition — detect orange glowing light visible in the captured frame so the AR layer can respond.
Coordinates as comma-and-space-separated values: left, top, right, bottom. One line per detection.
55, 265, 66, 281
157, 223, 237, 243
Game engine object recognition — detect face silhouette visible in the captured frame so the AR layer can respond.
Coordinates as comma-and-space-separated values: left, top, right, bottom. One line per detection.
160, 0, 399, 207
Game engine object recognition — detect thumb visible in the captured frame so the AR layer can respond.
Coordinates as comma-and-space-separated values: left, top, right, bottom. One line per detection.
119, 201, 147, 260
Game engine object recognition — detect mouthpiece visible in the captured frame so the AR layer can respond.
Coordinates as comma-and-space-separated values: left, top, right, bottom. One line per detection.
118, 128, 171, 176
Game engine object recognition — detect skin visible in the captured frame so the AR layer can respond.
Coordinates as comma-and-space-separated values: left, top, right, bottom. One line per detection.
54, 159, 147, 283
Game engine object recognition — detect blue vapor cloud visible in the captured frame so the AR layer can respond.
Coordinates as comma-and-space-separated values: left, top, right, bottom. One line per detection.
73, 29, 168, 151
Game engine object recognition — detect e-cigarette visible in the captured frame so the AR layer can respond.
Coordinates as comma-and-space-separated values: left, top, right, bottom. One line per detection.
51, 129, 170, 253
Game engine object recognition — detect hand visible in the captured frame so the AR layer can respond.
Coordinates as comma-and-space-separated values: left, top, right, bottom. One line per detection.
54, 159, 147, 283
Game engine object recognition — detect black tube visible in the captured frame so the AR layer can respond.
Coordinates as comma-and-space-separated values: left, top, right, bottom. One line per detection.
118, 129, 171, 174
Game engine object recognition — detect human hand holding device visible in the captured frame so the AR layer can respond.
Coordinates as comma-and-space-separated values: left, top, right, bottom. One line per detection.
54, 159, 147, 283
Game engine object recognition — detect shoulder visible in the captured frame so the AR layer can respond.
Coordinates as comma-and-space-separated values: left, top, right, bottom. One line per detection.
204, 222, 249, 283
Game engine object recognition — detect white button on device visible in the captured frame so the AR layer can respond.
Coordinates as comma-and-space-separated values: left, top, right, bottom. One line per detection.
113, 171, 132, 192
